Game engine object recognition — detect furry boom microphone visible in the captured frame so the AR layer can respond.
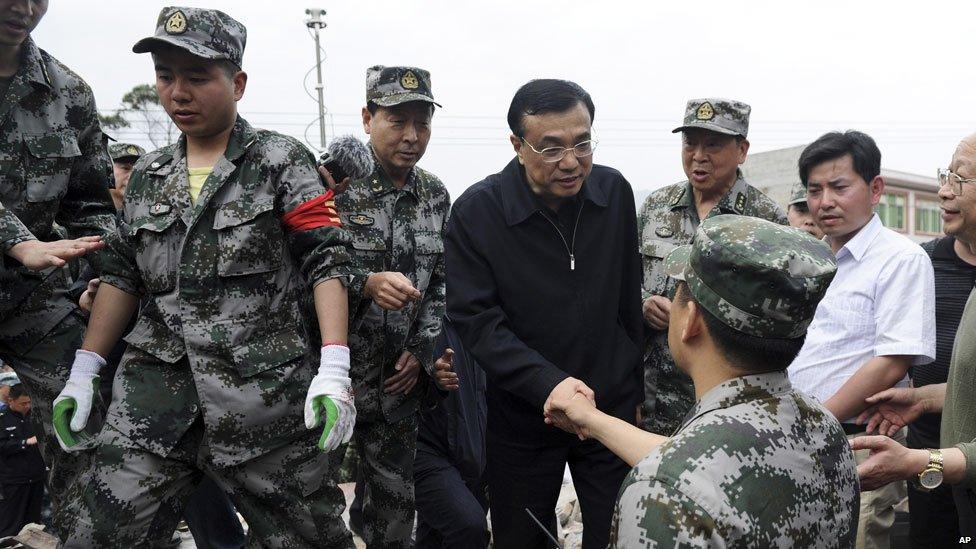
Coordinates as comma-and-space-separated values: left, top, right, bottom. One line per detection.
318, 135, 374, 183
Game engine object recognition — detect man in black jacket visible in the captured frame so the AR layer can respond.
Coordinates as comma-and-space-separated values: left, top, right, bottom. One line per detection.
0, 384, 46, 537
415, 317, 488, 548
445, 79, 644, 549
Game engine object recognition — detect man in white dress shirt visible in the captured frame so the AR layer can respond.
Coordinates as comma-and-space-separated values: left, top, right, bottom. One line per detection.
788, 130, 936, 549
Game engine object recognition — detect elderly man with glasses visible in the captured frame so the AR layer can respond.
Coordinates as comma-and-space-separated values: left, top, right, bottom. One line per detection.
637, 98, 787, 437
445, 78, 644, 548
853, 134, 976, 543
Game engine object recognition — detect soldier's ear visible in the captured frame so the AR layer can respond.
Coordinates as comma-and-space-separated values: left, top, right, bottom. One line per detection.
232, 71, 247, 101
681, 301, 705, 343
362, 107, 373, 135
736, 138, 750, 165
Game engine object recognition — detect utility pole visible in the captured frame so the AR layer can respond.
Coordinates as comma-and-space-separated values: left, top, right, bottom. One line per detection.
305, 8, 327, 150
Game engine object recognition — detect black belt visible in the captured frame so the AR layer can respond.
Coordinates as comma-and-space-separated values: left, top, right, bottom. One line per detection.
841, 423, 866, 436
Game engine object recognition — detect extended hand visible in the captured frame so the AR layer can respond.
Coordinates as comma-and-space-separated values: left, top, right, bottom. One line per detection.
433, 348, 458, 391
8, 237, 104, 271
642, 295, 671, 330
856, 387, 925, 437
548, 392, 598, 440
384, 350, 421, 395
304, 345, 356, 452
543, 377, 595, 437
365, 272, 421, 311
851, 435, 926, 491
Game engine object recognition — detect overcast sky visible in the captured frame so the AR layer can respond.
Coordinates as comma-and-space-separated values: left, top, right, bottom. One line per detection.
34, 1, 976, 201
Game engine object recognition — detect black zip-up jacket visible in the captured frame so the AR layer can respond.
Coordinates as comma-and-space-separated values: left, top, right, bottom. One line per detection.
0, 408, 46, 484
418, 316, 487, 482
445, 158, 643, 443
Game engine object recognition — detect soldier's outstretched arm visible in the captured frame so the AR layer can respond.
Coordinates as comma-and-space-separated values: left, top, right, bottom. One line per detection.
305, 278, 356, 452
53, 283, 138, 451
549, 392, 668, 466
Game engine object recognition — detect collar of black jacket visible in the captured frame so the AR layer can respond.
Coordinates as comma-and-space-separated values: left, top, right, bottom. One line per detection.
500, 157, 609, 227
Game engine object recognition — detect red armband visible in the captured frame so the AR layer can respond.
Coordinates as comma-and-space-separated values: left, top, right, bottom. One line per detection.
282, 189, 342, 232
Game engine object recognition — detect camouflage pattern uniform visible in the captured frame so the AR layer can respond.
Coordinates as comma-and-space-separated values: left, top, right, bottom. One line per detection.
639, 98, 787, 435
108, 142, 146, 163
338, 65, 448, 548
0, 36, 116, 509
58, 8, 354, 548
789, 179, 808, 207
611, 215, 859, 548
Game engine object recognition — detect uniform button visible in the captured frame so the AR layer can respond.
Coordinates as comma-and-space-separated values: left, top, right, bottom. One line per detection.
189, 404, 199, 414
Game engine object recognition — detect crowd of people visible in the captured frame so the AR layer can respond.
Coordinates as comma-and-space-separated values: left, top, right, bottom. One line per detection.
0, 2, 974, 548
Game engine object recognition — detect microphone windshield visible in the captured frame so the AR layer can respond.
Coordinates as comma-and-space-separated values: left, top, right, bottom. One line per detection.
320, 135, 374, 183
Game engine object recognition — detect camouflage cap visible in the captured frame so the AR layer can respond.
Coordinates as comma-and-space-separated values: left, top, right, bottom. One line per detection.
788, 180, 808, 206
108, 143, 146, 162
672, 98, 751, 138
132, 7, 246, 68
366, 65, 441, 108
665, 214, 836, 338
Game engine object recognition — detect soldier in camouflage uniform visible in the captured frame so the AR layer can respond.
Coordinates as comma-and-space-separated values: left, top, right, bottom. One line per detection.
107, 142, 146, 211
786, 179, 825, 239
338, 65, 448, 548
53, 8, 356, 547
0, 0, 117, 512
639, 98, 787, 435
550, 215, 859, 547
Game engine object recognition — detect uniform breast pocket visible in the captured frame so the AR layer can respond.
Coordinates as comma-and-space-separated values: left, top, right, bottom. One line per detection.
131, 213, 181, 294
213, 198, 284, 277
641, 238, 678, 295
23, 131, 81, 203
349, 229, 388, 272
413, 230, 443, 291
230, 325, 307, 378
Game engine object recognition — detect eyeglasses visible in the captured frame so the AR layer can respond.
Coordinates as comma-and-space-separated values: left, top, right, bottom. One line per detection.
520, 138, 598, 163
937, 168, 976, 196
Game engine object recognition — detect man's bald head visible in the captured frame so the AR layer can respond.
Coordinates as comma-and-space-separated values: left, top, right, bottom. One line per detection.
941, 134, 976, 243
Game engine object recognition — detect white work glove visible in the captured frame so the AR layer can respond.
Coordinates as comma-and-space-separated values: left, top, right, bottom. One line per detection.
52, 349, 106, 451
304, 344, 356, 452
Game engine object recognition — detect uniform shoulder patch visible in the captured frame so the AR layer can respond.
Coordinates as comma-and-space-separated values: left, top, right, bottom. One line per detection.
734, 192, 747, 212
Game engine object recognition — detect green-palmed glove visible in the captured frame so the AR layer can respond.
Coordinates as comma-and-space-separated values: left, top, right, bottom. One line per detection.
52, 349, 105, 451
304, 344, 356, 452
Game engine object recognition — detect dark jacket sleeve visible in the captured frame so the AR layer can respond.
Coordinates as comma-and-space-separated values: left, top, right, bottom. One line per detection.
445, 198, 568, 410
618, 180, 645, 349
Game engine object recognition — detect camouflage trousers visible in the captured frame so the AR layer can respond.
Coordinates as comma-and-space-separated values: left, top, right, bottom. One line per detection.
640, 343, 695, 435
0, 309, 99, 514
354, 413, 418, 549
58, 419, 354, 549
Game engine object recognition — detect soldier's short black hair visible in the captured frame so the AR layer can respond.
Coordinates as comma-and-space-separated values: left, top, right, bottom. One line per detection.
798, 130, 881, 187
8, 383, 28, 401
674, 282, 805, 374
507, 79, 595, 138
